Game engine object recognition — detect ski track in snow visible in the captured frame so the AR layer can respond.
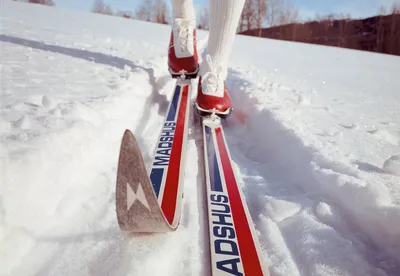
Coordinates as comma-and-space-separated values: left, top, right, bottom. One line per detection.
1, 2, 400, 276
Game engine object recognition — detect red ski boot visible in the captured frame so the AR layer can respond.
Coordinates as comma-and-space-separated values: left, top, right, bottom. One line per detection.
168, 18, 199, 79
195, 55, 232, 118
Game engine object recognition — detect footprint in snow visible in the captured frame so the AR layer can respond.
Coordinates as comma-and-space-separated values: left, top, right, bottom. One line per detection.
353, 160, 385, 174
367, 128, 399, 146
15, 115, 32, 129
339, 122, 357, 130
379, 121, 396, 127
297, 95, 311, 105
316, 128, 341, 137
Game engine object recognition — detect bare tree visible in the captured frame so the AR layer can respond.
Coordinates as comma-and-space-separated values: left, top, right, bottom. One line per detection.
28, 0, 54, 5
104, 4, 113, 15
379, 5, 388, 15
154, 0, 168, 24
92, 0, 112, 15
117, 10, 134, 19
255, 0, 267, 36
92, 0, 104, 13
277, 0, 299, 26
197, 7, 209, 30
265, 0, 281, 27
389, 3, 400, 54
392, 3, 400, 14
237, 0, 300, 35
239, 0, 257, 32
135, 0, 154, 22
336, 14, 350, 47
376, 7, 386, 52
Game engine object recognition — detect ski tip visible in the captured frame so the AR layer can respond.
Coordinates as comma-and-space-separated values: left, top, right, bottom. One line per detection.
115, 129, 175, 233
115, 129, 144, 232
121, 129, 135, 143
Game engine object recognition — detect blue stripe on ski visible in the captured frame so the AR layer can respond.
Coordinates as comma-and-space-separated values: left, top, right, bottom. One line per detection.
205, 126, 223, 192
150, 168, 164, 197
150, 85, 181, 198
166, 85, 181, 122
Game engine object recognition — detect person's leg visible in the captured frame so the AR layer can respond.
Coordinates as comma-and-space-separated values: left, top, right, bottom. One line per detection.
168, 0, 198, 77
205, 0, 245, 71
196, 0, 245, 115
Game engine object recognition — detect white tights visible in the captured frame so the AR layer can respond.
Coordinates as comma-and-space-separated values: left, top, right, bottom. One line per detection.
171, 0, 245, 78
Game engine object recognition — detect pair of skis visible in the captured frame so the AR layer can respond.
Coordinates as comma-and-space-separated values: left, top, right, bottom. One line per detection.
115, 79, 268, 275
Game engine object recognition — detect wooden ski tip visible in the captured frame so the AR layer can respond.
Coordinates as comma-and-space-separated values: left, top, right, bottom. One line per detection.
116, 130, 138, 231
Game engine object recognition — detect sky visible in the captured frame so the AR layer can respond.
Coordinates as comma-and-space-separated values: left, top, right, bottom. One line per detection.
54, 0, 400, 20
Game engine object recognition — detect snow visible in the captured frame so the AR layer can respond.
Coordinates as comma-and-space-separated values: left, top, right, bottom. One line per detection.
383, 154, 400, 176
1, 1, 400, 275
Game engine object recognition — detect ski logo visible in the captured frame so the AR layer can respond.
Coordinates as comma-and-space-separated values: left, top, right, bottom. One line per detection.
205, 126, 244, 275
210, 193, 243, 275
150, 85, 183, 199
126, 182, 150, 211
150, 83, 190, 225
152, 122, 176, 166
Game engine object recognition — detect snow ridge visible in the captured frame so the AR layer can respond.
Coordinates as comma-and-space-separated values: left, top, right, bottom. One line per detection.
225, 70, 400, 275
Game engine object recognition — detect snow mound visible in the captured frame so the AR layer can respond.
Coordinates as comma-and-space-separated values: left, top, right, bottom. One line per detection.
264, 196, 301, 222
383, 154, 400, 176
227, 68, 400, 272
15, 115, 32, 129
0, 118, 11, 134
315, 202, 341, 227
42, 95, 57, 109
368, 128, 400, 146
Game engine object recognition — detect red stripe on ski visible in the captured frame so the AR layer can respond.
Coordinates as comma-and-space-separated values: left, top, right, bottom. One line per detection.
161, 85, 188, 224
215, 127, 264, 276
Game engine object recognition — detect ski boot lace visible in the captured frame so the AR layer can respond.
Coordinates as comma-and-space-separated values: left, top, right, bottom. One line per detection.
201, 55, 224, 95
175, 19, 193, 53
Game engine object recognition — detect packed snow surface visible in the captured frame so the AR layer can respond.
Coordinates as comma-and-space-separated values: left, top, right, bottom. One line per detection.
1, 1, 400, 276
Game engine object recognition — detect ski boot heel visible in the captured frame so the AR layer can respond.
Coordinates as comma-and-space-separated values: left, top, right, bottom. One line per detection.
169, 66, 199, 80
194, 102, 232, 119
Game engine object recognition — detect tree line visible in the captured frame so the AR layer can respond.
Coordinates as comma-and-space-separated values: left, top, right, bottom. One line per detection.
91, 0, 169, 24
13, 0, 54, 5
241, 3, 400, 56
15, 0, 400, 55
89, 0, 300, 31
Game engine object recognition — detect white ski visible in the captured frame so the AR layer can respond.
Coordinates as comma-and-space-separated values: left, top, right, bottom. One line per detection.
201, 117, 269, 275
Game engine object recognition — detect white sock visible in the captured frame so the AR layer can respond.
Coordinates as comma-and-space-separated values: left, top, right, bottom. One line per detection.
171, 0, 196, 20
201, 0, 245, 79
